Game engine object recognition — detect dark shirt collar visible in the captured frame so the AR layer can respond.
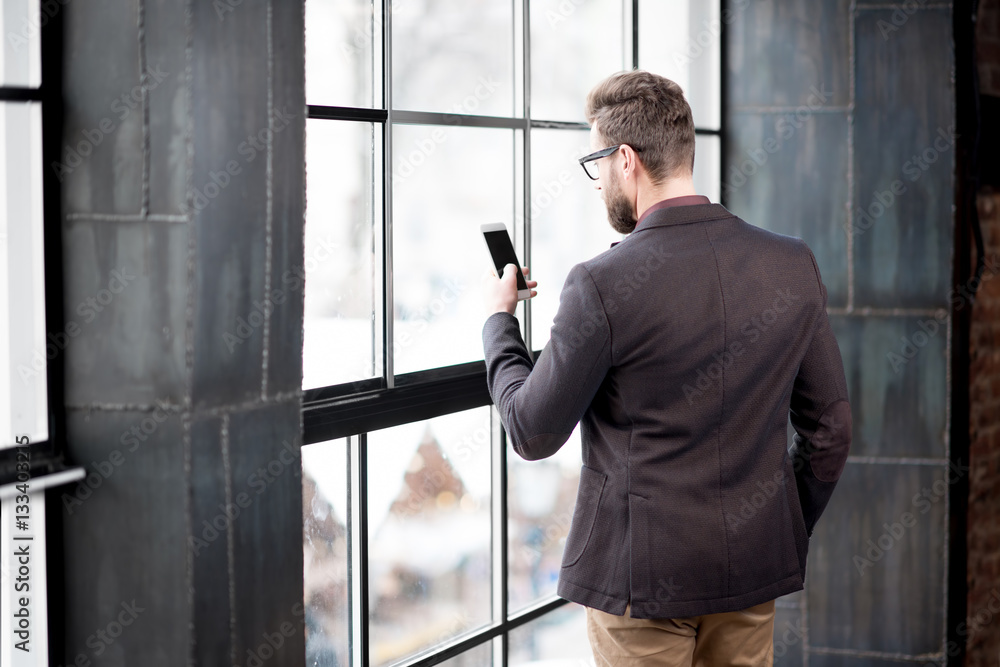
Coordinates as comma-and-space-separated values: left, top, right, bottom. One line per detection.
637, 195, 712, 228
610, 195, 712, 247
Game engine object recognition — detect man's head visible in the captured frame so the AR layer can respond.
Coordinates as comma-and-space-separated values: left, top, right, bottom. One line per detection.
584, 71, 697, 233
585, 70, 696, 182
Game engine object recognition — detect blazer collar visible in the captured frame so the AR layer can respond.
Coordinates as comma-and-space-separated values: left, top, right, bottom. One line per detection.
610, 203, 734, 247
634, 202, 733, 232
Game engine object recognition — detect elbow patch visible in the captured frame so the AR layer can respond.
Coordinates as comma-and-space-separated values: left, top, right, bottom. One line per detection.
515, 432, 572, 461
810, 399, 852, 483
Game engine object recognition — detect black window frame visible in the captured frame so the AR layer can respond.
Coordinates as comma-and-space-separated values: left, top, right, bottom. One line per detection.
0, 4, 73, 487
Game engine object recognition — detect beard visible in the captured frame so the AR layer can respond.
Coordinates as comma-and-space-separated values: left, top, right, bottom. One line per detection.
604, 169, 637, 234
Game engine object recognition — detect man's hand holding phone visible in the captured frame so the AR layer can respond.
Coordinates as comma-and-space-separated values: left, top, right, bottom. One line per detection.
482, 264, 537, 316
480, 223, 537, 316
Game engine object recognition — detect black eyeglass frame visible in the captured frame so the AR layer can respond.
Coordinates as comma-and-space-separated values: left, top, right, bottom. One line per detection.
578, 143, 642, 180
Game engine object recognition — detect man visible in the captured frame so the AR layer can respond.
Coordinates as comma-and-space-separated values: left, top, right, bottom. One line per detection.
481, 70, 851, 666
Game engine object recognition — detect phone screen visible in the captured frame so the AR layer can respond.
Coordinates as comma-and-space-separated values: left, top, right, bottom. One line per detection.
483, 230, 528, 290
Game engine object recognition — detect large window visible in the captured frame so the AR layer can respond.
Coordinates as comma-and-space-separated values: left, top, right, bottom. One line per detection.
301, 1, 721, 664
1, 4, 85, 666
0, 2, 48, 457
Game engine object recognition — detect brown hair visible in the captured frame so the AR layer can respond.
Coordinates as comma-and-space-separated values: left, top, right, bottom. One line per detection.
584, 70, 696, 183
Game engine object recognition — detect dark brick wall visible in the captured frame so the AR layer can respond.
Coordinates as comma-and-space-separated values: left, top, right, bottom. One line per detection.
56, 1, 306, 664
979, 0, 1000, 97
966, 3, 1000, 665
968, 187, 1000, 667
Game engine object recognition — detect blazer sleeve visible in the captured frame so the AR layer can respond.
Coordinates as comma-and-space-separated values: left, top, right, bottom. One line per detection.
789, 246, 853, 537
482, 263, 613, 461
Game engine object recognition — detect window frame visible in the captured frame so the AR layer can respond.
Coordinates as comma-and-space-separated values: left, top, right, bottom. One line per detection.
0, 5, 71, 486
302, 0, 725, 664
0, 6, 87, 666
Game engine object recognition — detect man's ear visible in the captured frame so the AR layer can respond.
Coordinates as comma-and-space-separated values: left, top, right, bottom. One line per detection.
621, 144, 639, 181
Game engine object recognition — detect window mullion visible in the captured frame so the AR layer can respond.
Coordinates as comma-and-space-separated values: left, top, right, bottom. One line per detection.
520, 0, 532, 359
349, 433, 371, 667
490, 406, 507, 624
383, 0, 395, 390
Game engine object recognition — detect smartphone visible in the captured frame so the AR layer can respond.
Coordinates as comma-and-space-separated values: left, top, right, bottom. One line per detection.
480, 223, 532, 300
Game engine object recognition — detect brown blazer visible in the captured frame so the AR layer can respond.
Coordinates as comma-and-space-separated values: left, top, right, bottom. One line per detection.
482, 202, 852, 619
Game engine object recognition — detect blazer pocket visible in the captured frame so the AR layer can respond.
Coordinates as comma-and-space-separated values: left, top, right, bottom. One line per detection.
561, 465, 607, 568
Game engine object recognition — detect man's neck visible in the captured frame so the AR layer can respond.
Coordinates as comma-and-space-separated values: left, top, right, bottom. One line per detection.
636, 176, 698, 220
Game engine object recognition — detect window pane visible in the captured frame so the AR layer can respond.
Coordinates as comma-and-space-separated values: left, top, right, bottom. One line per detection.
508, 603, 594, 665
507, 425, 582, 613
529, 129, 620, 350
0, 101, 47, 449
368, 407, 493, 666
303, 119, 381, 389
694, 133, 721, 203
530, 0, 624, 122
392, 125, 516, 375
638, 0, 721, 130
306, 0, 377, 108
393, 0, 513, 116
0, 0, 42, 88
437, 640, 493, 667
302, 438, 350, 666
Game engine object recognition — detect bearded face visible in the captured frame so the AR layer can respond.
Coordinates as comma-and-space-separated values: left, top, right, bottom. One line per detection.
604, 165, 637, 235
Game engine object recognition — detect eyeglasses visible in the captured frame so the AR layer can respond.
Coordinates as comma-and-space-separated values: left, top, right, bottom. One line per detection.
578, 144, 641, 180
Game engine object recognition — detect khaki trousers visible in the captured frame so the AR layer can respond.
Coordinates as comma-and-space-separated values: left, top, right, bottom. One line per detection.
586, 600, 776, 667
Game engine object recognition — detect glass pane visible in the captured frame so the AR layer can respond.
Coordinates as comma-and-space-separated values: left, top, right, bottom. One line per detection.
1, 0, 42, 87
530, 0, 624, 122
508, 603, 594, 665
438, 640, 493, 667
638, 0, 721, 130
0, 101, 47, 449
529, 129, 620, 350
393, 0, 513, 116
694, 133, 721, 203
368, 407, 493, 666
302, 438, 350, 666
306, 0, 377, 108
507, 425, 582, 612
303, 119, 381, 389
392, 125, 516, 375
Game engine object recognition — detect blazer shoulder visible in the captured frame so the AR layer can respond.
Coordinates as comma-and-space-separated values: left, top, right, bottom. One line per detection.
731, 219, 820, 268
